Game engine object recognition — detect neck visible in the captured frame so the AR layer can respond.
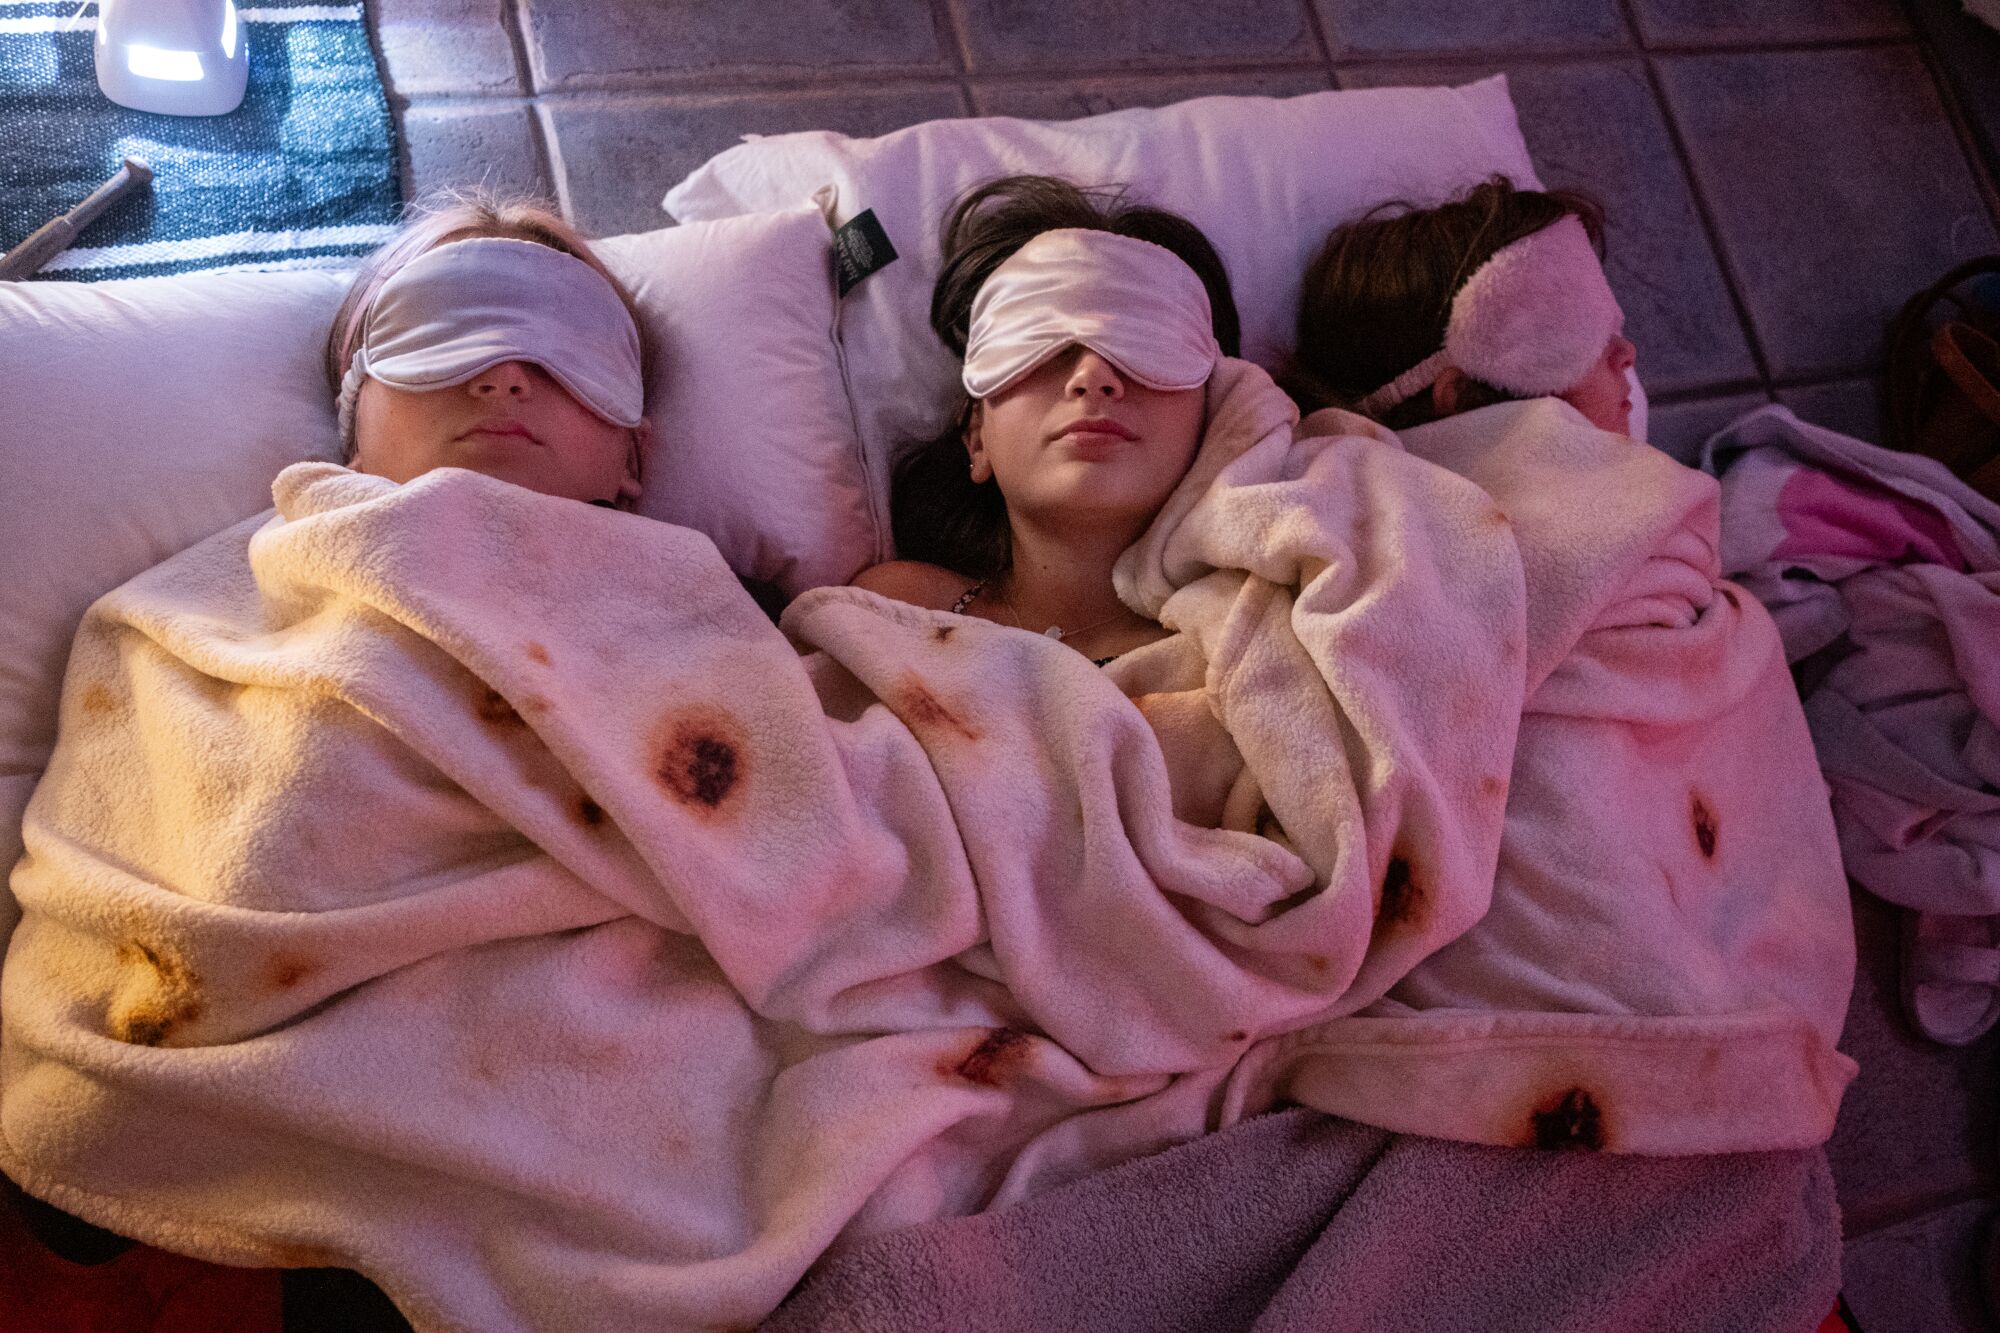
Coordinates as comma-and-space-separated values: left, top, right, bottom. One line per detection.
999, 511, 1149, 636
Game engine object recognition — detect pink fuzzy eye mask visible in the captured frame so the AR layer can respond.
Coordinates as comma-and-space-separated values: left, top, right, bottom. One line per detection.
960, 228, 1221, 400
1355, 215, 1621, 417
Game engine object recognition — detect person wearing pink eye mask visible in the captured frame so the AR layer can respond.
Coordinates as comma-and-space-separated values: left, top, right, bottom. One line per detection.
852, 175, 1242, 670
1284, 177, 1638, 440
324, 191, 655, 511
321, 191, 787, 621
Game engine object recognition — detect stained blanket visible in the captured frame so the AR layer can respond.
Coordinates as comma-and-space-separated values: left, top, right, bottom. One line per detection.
1707, 404, 2000, 1039
0, 367, 1850, 1332
1212, 401, 1859, 1160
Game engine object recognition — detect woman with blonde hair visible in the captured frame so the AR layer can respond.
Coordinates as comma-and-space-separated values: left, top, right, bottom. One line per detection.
323, 188, 654, 509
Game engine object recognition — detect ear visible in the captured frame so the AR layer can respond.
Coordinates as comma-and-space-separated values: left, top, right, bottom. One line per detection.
617, 417, 651, 510
964, 402, 993, 484
1431, 366, 1470, 419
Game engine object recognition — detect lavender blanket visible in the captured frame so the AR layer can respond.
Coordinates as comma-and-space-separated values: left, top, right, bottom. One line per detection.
764, 1109, 1839, 1333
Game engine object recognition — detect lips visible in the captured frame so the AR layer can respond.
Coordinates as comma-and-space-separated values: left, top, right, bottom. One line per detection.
1057, 416, 1138, 442
459, 418, 540, 445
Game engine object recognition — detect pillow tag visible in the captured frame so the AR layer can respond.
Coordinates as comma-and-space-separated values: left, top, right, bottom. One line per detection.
832, 209, 897, 297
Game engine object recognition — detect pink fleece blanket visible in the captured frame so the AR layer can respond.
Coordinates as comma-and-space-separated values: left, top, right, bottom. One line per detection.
0, 371, 1854, 1332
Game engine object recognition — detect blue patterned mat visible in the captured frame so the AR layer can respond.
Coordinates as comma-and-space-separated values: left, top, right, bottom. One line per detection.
0, 1, 400, 281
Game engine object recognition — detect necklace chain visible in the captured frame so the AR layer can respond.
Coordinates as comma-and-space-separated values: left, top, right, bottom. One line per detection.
977, 578, 1125, 643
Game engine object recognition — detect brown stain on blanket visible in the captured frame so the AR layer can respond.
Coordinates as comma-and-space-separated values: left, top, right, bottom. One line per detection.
1690, 791, 1719, 861
1527, 1086, 1607, 1151
476, 687, 523, 727
1373, 849, 1428, 939
524, 641, 551, 666
896, 673, 982, 744
80, 684, 117, 716
109, 941, 203, 1046
944, 1029, 1032, 1087
651, 706, 748, 816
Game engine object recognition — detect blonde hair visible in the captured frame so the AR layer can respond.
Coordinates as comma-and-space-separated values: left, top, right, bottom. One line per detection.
324, 187, 652, 411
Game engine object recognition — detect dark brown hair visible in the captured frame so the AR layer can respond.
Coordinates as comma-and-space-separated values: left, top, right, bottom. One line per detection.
890, 176, 1242, 579
1284, 176, 1606, 430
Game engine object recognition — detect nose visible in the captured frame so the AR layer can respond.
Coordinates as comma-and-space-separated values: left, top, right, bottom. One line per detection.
470, 359, 535, 401
1065, 347, 1125, 400
1609, 334, 1637, 374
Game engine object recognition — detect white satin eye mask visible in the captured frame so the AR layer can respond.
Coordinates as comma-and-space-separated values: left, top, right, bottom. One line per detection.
337, 236, 645, 441
1356, 215, 1621, 417
960, 228, 1221, 400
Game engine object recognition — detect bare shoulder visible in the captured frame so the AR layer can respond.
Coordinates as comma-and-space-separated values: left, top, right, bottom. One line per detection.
849, 560, 976, 611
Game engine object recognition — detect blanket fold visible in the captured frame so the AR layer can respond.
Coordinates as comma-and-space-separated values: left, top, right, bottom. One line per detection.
0, 367, 1852, 1330
1256, 400, 1858, 1155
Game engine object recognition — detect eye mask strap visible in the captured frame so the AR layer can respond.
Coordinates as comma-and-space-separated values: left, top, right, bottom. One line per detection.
1355, 215, 1619, 418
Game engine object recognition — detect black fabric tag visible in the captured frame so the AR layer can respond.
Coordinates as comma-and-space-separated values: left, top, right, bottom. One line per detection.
833, 209, 897, 297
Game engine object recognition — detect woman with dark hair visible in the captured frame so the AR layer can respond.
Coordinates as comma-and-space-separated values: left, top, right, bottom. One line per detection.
1285, 176, 1637, 437
851, 175, 1242, 668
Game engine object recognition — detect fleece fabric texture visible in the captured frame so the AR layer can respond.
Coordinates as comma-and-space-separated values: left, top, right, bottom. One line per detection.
1242, 400, 1858, 1156
763, 1108, 1840, 1333
0, 364, 1849, 1331
1706, 404, 2000, 1041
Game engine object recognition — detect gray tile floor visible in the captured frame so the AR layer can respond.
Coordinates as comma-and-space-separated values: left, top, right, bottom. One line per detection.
363, 1, 2000, 1325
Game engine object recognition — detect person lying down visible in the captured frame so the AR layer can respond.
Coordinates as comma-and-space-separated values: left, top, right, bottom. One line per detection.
329, 191, 786, 618
0, 178, 1853, 1332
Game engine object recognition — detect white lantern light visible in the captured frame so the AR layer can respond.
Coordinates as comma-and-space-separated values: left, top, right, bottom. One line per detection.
94, 0, 248, 117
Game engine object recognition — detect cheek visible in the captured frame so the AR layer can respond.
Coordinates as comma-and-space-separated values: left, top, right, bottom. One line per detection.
977, 394, 1053, 473
1560, 363, 1631, 433
1149, 391, 1208, 474
352, 384, 451, 482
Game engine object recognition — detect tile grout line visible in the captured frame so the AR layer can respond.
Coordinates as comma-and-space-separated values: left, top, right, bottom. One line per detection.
356, 0, 418, 209
933, 0, 979, 116
404, 60, 1355, 114
1295, 0, 1338, 77
1611, 0, 1776, 397
1905, 27, 2000, 235
496, 0, 562, 207
1326, 32, 1903, 66
395, 36, 1908, 110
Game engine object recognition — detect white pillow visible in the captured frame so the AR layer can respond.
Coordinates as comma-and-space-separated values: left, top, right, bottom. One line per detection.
0, 207, 860, 925
664, 77, 1545, 565
600, 210, 867, 595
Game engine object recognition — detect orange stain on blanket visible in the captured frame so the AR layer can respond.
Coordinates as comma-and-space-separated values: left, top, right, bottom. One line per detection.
80, 684, 116, 715
1527, 1086, 1607, 1151
260, 953, 318, 993
265, 1240, 341, 1269
897, 673, 982, 744
524, 641, 551, 666
109, 941, 203, 1047
945, 1028, 1032, 1086
651, 706, 747, 815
